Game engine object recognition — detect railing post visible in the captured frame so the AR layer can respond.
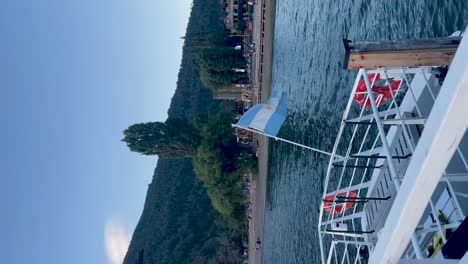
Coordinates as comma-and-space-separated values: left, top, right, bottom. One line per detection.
445, 179, 466, 219
362, 69, 424, 259
326, 241, 336, 264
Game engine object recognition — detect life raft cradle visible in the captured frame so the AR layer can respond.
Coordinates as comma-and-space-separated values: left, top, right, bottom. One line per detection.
354, 73, 402, 108
323, 192, 392, 215
323, 191, 358, 214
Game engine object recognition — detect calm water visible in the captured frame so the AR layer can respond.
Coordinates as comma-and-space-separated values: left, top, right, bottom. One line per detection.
264, 1, 467, 263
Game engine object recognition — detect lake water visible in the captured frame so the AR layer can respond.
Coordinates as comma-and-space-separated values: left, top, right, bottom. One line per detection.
264, 1, 467, 263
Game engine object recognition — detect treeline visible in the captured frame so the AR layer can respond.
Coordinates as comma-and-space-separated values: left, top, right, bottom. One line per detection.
191, 32, 248, 91
193, 113, 256, 229
122, 0, 254, 263
122, 113, 256, 228
122, 119, 202, 158
123, 159, 246, 264
122, 117, 256, 264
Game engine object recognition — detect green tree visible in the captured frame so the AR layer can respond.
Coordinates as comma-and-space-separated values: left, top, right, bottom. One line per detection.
192, 113, 255, 228
186, 31, 248, 91
236, 19, 246, 32
122, 119, 202, 158
196, 47, 245, 71
199, 67, 246, 91
185, 31, 242, 48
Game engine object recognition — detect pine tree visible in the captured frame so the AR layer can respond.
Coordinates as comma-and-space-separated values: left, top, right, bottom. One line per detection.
122, 119, 202, 158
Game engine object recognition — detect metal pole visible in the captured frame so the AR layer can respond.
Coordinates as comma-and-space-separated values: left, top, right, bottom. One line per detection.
441, 173, 468, 182
445, 180, 466, 219
332, 164, 382, 169
324, 196, 391, 203
350, 154, 411, 160
325, 229, 375, 234
321, 212, 364, 226
428, 199, 447, 243
333, 239, 374, 248
326, 241, 336, 264
345, 118, 426, 126
362, 69, 424, 259
231, 124, 343, 158
335, 196, 391, 200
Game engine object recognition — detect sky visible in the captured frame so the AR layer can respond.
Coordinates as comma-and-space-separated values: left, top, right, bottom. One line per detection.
1, 1, 192, 263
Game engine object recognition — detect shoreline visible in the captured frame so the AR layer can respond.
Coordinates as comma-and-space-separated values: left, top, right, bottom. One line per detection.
248, 0, 276, 263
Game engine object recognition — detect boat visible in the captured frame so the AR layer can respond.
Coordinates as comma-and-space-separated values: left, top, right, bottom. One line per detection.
317, 29, 468, 263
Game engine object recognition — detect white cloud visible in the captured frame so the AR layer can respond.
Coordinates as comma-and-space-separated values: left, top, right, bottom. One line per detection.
105, 219, 131, 264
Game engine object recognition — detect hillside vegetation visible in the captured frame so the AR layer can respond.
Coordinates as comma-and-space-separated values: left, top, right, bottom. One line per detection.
122, 1, 253, 263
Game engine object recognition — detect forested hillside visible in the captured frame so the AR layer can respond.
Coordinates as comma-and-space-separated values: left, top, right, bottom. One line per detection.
123, 0, 246, 263
123, 159, 221, 264
167, 0, 223, 118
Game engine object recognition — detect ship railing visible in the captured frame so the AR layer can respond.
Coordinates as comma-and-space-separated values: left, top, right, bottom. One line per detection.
369, 34, 468, 262
317, 66, 445, 264
399, 80, 468, 260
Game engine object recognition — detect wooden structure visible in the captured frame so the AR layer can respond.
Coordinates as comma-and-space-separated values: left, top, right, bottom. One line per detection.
343, 37, 461, 69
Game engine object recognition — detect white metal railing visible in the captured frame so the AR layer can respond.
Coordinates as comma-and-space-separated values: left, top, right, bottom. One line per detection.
318, 29, 468, 264
400, 66, 468, 260
317, 66, 445, 264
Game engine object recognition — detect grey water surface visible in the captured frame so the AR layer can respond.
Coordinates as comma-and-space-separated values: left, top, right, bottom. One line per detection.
264, 1, 467, 263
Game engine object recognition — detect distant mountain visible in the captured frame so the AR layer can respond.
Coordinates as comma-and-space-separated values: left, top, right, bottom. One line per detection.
122, 0, 242, 263
123, 159, 220, 264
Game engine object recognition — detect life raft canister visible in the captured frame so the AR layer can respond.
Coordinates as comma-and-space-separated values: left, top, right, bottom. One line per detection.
354, 73, 401, 107
323, 191, 357, 214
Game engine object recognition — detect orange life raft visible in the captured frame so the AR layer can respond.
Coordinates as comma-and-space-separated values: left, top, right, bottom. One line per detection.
323, 191, 357, 214
354, 73, 401, 107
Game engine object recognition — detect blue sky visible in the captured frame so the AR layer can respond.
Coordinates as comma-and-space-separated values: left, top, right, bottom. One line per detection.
1, 1, 192, 263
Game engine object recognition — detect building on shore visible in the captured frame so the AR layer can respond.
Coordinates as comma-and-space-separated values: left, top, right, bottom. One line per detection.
212, 84, 255, 105
212, 86, 243, 100
220, 0, 249, 32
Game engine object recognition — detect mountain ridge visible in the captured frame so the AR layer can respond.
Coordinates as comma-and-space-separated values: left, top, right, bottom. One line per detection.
122, 0, 238, 263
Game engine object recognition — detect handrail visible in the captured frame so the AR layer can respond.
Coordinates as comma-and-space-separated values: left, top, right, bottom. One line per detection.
318, 69, 366, 264
317, 66, 437, 263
